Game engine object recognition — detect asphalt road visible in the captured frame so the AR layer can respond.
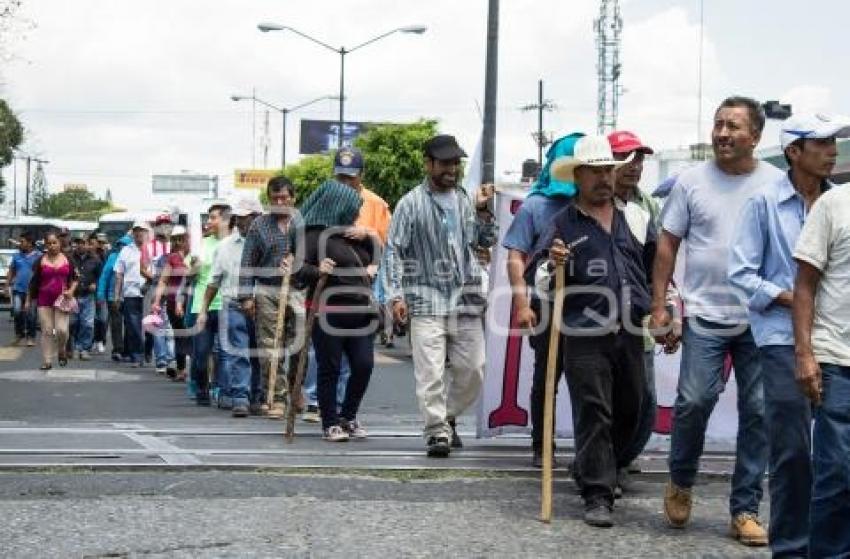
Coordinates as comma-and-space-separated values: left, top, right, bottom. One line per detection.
0, 315, 771, 557
0, 471, 770, 558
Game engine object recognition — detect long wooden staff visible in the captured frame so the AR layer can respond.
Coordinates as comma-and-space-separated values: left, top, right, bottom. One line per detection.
266, 259, 293, 410
541, 261, 565, 523
285, 273, 328, 441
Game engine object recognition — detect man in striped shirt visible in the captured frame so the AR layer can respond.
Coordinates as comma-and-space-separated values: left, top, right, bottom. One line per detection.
388, 134, 496, 457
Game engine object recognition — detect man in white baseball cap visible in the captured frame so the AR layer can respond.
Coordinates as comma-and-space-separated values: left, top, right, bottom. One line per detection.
780, 112, 850, 150
730, 111, 850, 556
198, 196, 263, 417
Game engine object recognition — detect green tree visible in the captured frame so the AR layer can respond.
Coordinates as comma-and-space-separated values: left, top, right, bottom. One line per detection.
0, 98, 24, 204
259, 154, 333, 206
354, 119, 438, 208
258, 119, 440, 209
36, 189, 111, 218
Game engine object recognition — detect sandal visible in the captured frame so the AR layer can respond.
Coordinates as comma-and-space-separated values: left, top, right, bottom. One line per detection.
39, 363, 52, 371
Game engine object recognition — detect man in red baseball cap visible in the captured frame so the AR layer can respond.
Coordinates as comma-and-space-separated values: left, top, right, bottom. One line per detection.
607, 130, 662, 494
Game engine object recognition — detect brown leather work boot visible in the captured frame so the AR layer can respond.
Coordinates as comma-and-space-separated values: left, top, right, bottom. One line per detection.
663, 480, 692, 528
730, 513, 768, 547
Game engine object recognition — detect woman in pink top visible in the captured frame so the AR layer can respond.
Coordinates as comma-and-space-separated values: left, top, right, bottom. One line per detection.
25, 233, 79, 369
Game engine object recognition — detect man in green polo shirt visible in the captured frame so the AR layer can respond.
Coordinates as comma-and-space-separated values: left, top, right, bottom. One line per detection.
189, 201, 230, 406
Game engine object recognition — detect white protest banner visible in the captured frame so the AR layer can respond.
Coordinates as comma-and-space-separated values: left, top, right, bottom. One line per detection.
477, 188, 741, 450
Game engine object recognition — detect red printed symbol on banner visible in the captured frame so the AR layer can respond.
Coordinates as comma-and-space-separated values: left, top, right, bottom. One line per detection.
488, 199, 529, 428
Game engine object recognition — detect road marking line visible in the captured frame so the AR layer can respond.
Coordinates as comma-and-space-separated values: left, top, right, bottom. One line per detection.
122, 433, 202, 466
0, 347, 23, 361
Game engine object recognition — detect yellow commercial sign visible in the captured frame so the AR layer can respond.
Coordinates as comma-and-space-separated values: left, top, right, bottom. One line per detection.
234, 169, 276, 190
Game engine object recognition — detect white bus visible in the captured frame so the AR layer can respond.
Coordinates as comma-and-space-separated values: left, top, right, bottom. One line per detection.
0, 216, 97, 248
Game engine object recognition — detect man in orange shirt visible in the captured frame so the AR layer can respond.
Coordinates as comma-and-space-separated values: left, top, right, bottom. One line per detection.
333, 147, 391, 246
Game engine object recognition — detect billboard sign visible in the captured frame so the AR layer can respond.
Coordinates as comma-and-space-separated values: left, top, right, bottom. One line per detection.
299, 119, 373, 154
234, 169, 276, 190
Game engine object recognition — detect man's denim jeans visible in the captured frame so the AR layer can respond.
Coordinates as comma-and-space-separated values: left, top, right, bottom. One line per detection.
304, 342, 350, 408
668, 317, 767, 517
152, 308, 175, 368
191, 310, 223, 398
760, 345, 812, 558
221, 304, 253, 407
71, 294, 95, 352
810, 363, 850, 559
12, 291, 37, 339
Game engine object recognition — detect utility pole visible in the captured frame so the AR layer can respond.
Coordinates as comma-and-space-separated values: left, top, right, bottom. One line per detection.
25, 156, 30, 215
594, 0, 623, 134
520, 79, 556, 168
481, 0, 499, 184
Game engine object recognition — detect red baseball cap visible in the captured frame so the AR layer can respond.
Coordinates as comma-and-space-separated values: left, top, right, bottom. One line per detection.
607, 130, 654, 155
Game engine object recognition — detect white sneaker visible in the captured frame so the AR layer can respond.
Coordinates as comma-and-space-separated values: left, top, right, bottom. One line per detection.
94, 342, 105, 354
323, 425, 349, 442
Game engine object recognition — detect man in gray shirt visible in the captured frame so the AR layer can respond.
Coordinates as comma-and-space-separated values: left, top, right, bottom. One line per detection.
651, 96, 782, 546
388, 134, 495, 458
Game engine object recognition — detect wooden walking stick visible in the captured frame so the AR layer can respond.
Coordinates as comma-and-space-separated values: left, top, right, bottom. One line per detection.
266, 257, 293, 411
541, 259, 566, 523
285, 273, 328, 441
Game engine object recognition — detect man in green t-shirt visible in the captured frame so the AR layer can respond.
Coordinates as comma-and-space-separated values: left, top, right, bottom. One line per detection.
188, 201, 230, 406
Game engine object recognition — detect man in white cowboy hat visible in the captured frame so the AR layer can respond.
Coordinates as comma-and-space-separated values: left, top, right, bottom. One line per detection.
530, 134, 654, 528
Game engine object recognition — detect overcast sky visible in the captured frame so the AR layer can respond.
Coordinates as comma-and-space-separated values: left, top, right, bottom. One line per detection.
2, 0, 849, 209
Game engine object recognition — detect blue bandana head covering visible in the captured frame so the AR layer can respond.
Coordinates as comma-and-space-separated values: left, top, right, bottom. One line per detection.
529, 132, 585, 198
300, 179, 363, 228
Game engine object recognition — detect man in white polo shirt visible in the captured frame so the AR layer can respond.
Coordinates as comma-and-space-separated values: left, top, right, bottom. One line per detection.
793, 172, 850, 559
113, 221, 153, 367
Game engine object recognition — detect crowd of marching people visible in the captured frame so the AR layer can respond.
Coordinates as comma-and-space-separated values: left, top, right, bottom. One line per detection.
6, 107, 850, 555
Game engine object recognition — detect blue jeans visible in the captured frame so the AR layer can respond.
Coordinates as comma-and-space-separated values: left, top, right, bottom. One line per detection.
122, 297, 144, 363
810, 363, 850, 559
304, 342, 350, 408
668, 317, 767, 516
12, 291, 37, 339
152, 308, 175, 368
190, 310, 222, 399
221, 304, 253, 407
760, 345, 812, 558
71, 294, 95, 352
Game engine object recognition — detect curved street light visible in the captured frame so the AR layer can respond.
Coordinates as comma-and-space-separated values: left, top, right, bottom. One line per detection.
257, 23, 427, 147
231, 93, 339, 168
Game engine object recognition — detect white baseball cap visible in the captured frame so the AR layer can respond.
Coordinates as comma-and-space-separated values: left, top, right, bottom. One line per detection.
230, 196, 264, 217
170, 225, 188, 237
131, 220, 152, 232
781, 113, 850, 149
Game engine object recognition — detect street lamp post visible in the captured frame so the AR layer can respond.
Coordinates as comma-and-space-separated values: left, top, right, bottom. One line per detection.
231, 93, 338, 168
258, 22, 427, 147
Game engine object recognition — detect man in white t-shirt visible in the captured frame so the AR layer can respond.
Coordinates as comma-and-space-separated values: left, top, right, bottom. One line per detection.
651, 96, 783, 546
793, 182, 850, 559
113, 221, 153, 366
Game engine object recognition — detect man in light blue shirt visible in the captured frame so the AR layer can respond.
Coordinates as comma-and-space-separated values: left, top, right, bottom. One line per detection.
729, 113, 850, 557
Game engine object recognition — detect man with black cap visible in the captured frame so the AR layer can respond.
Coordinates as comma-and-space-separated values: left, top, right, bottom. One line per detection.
388, 134, 495, 457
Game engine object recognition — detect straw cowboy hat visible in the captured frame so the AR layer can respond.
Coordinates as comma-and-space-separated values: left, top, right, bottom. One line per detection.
551, 135, 634, 183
